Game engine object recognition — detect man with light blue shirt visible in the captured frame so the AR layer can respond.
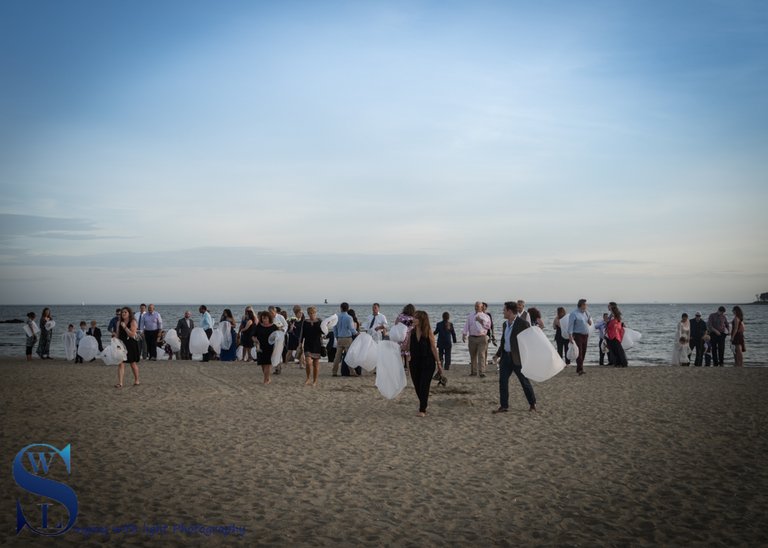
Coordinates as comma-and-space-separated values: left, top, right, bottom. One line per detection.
143, 303, 163, 361
568, 299, 592, 376
332, 302, 358, 376
199, 305, 214, 362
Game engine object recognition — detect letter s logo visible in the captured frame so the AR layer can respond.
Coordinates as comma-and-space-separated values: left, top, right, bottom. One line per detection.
13, 443, 78, 536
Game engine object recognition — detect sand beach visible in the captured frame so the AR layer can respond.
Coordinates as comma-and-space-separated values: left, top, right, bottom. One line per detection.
1, 358, 767, 546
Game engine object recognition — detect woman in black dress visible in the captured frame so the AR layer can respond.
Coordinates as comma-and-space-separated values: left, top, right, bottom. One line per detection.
116, 306, 140, 388
239, 307, 257, 362
409, 310, 444, 417
37, 307, 53, 359
253, 311, 278, 384
301, 306, 324, 386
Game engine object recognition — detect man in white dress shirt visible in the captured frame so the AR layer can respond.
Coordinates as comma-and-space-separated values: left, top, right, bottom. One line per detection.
462, 301, 491, 377
364, 303, 388, 341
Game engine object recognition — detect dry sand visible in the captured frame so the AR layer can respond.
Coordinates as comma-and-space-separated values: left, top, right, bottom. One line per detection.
1, 357, 767, 546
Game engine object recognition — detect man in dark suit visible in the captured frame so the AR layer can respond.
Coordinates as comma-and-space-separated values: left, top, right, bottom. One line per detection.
87, 320, 103, 352
175, 311, 194, 360
493, 301, 536, 413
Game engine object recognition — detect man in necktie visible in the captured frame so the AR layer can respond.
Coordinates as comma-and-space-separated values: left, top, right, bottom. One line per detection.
175, 311, 194, 360
365, 303, 388, 341
493, 301, 536, 413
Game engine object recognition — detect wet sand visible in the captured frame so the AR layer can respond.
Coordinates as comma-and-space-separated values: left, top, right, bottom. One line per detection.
1, 357, 767, 546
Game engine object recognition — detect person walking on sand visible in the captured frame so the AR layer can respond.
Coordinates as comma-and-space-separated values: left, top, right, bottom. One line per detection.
301, 306, 324, 386
707, 306, 729, 366
553, 307, 570, 365
731, 306, 746, 367
36, 307, 54, 360
254, 311, 278, 384
568, 299, 593, 376
409, 310, 444, 417
434, 311, 457, 370
690, 312, 707, 367
331, 302, 358, 377
462, 301, 491, 377
116, 307, 140, 388
395, 304, 416, 370
493, 301, 535, 413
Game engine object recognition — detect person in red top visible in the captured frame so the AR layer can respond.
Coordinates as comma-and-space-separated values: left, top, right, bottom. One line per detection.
606, 303, 628, 367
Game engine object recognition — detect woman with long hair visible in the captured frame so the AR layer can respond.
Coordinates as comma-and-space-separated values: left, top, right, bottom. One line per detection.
301, 306, 323, 386
253, 311, 278, 384
553, 307, 569, 364
731, 306, 745, 367
396, 304, 416, 369
409, 310, 443, 417
344, 308, 362, 376
239, 306, 257, 362
116, 306, 140, 388
219, 309, 238, 362
37, 307, 53, 359
606, 304, 628, 367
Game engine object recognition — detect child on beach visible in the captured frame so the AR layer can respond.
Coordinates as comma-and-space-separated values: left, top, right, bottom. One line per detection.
433, 312, 457, 371
63, 324, 77, 361
703, 333, 712, 366
672, 336, 692, 366
75, 321, 87, 363
24, 312, 38, 361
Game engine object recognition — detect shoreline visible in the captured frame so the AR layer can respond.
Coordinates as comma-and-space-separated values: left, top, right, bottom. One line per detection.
2, 359, 767, 545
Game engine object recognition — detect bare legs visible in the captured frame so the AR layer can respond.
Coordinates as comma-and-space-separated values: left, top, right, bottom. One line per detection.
305, 357, 319, 386
261, 364, 271, 384
116, 361, 139, 388
734, 344, 744, 367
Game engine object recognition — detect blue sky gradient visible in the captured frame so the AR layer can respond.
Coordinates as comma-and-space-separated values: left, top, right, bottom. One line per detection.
1, 0, 767, 304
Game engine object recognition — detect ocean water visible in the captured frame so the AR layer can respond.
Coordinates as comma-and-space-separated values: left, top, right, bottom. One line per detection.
1, 303, 765, 366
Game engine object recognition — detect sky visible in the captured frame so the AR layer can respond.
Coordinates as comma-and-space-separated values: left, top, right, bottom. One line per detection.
1, 0, 767, 305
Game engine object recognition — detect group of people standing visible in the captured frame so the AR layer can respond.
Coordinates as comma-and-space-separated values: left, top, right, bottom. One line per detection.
22, 300, 750, 413
673, 306, 747, 367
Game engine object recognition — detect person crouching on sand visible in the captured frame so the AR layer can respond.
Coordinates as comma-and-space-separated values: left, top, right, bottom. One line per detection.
116, 307, 140, 388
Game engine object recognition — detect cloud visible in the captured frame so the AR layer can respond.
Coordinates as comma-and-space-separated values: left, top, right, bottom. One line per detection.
0, 213, 126, 241
0, 245, 434, 273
